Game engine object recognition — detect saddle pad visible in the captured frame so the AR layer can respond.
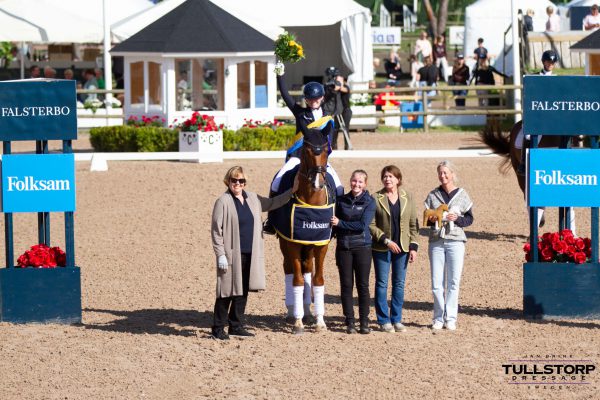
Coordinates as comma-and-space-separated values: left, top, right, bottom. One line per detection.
273, 201, 334, 245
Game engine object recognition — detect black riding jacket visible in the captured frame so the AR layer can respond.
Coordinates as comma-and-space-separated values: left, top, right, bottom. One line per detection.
277, 75, 329, 134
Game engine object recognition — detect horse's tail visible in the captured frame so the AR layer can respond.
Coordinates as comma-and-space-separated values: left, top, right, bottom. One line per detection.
477, 123, 513, 173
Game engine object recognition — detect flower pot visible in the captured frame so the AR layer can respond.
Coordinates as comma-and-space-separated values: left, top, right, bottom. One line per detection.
523, 262, 600, 319
178, 130, 223, 163
0, 267, 82, 324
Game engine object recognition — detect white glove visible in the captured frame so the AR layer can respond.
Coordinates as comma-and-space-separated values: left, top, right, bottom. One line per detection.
217, 254, 228, 272
274, 62, 285, 76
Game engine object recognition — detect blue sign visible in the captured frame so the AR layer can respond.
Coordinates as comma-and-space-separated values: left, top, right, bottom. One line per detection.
528, 149, 600, 207
523, 75, 600, 136
1, 154, 76, 212
401, 101, 423, 129
0, 80, 77, 141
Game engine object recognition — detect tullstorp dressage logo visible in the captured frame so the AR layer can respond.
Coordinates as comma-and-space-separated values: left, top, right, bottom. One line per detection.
503, 355, 596, 390
1, 154, 76, 212
528, 149, 600, 207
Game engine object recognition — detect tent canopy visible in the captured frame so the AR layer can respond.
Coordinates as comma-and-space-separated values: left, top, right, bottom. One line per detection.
464, 0, 556, 74
0, 0, 153, 43
111, 0, 273, 54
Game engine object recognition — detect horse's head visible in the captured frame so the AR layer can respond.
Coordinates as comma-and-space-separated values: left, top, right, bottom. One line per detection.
300, 129, 329, 191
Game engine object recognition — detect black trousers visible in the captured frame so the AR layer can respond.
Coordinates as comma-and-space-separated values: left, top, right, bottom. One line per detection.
213, 253, 251, 331
336, 246, 372, 325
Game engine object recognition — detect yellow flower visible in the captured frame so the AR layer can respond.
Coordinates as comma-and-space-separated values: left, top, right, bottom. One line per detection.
297, 48, 304, 57
289, 40, 297, 47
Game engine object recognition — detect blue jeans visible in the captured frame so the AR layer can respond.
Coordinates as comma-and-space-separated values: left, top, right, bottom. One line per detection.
373, 250, 409, 325
452, 89, 467, 107
428, 239, 465, 324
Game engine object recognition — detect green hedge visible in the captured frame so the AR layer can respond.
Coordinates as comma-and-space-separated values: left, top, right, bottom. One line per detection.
90, 126, 178, 152
90, 125, 297, 152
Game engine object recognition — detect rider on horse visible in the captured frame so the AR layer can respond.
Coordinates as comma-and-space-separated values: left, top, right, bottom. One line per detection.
516, 49, 558, 175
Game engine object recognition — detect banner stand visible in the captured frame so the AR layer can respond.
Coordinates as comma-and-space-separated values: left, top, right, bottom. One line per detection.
0, 80, 81, 324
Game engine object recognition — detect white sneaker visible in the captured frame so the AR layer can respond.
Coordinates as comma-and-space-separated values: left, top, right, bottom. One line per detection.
393, 322, 407, 332
445, 321, 457, 331
379, 323, 394, 333
431, 321, 444, 330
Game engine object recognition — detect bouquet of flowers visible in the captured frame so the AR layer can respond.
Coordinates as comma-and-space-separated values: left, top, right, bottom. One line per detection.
173, 112, 222, 132
16, 244, 66, 268
523, 229, 591, 264
274, 31, 305, 63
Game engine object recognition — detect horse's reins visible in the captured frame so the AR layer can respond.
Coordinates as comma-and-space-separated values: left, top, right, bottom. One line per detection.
299, 138, 328, 186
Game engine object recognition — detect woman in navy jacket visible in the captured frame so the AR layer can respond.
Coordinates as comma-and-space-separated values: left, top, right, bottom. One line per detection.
331, 170, 376, 334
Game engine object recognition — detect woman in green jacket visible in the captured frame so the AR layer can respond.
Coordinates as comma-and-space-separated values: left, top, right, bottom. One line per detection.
369, 165, 419, 333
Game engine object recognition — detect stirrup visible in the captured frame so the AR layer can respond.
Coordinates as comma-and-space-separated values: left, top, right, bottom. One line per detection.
262, 219, 276, 235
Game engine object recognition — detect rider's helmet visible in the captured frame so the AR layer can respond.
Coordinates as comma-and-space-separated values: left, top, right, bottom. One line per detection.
541, 50, 558, 64
303, 82, 325, 99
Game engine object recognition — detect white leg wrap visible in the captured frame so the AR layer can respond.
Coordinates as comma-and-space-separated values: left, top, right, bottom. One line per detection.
284, 274, 294, 307
313, 285, 325, 317
293, 286, 304, 319
537, 208, 545, 227
568, 208, 577, 236
303, 273, 312, 305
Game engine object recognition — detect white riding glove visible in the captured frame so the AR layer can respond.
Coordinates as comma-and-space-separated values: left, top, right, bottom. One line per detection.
274, 62, 285, 76
217, 254, 228, 272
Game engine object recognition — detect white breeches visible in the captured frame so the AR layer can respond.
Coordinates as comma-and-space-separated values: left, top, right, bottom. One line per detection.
270, 156, 343, 196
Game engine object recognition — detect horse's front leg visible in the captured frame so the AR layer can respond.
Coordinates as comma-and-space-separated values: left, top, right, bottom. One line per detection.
312, 244, 329, 332
289, 244, 305, 335
280, 239, 296, 323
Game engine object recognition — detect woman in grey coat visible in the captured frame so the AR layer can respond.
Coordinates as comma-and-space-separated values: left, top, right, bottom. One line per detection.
211, 166, 296, 340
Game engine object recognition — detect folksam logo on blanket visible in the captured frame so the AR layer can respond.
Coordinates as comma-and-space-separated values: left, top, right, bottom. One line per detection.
1, 154, 76, 212
528, 149, 600, 207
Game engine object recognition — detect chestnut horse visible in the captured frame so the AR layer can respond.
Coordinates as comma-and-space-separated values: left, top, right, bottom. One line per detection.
478, 120, 576, 229
278, 129, 332, 334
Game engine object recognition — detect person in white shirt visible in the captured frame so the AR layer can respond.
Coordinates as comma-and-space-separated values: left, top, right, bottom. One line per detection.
414, 31, 432, 63
583, 4, 600, 31
545, 6, 560, 32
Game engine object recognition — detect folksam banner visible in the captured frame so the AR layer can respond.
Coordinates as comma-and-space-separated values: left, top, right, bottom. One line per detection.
528, 149, 600, 207
1, 154, 76, 212
0, 79, 77, 141
523, 75, 600, 136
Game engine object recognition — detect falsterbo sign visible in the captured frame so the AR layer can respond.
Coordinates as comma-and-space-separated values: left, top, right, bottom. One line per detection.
1, 154, 76, 212
0, 79, 77, 141
523, 75, 600, 136
528, 149, 600, 207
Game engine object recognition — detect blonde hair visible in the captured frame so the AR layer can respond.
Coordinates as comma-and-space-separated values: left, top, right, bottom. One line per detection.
351, 169, 368, 183
223, 166, 246, 186
437, 160, 458, 184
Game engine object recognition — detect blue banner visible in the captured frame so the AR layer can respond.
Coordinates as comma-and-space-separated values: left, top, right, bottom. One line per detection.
0, 80, 77, 141
1, 154, 76, 212
523, 75, 600, 136
528, 149, 600, 207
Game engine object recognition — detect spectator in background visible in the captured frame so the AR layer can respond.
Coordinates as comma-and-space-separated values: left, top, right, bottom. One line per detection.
583, 4, 600, 31
416, 56, 439, 101
409, 54, 423, 88
414, 31, 432, 63
546, 6, 560, 32
43, 66, 56, 79
82, 68, 98, 102
524, 9, 535, 33
470, 56, 509, 107
450, 54, 470, 107
63, 68, 75, 80
385, 46, 402, 86
29, 65, 41, 78
473, 38, 488, 67
94, 68, 105, 89
433, 35, 449, 82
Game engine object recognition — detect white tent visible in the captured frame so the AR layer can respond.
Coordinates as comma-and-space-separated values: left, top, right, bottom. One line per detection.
112, 0, 373, 84
464, 0, 556, 75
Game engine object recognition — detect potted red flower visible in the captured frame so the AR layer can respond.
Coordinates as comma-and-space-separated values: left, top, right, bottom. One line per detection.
175, 112, 224, 162
523, 229, 600, 319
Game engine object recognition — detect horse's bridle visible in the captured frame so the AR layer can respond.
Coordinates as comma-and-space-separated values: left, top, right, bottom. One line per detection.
299, 138, 328, 189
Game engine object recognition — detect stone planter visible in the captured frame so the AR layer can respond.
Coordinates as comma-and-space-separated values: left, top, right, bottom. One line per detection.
178, 130, 223, 163
0, 267, 82, 324
523, 262, 600, 319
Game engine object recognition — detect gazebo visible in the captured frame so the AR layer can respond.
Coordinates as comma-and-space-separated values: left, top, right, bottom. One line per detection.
110, 0, 279, 128
570, 29, 600, 75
